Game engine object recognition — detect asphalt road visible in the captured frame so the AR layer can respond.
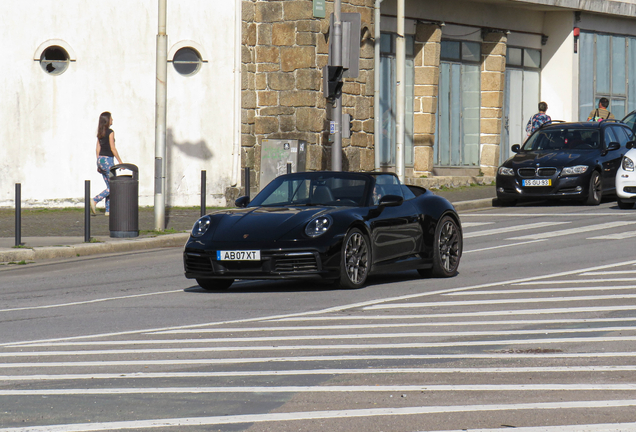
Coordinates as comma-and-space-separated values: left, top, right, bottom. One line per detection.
1, 200, 636, 431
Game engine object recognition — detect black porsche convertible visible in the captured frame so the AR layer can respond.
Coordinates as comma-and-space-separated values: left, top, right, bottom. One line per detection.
184, 171, 462, 290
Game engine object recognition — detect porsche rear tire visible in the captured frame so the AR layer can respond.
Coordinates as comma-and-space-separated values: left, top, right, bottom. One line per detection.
196, 278, 234, 291
421, 215, 461, 278
337, 228, 370, 289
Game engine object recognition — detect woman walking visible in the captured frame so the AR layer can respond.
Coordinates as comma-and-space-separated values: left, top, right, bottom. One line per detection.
91, 112, 123, 216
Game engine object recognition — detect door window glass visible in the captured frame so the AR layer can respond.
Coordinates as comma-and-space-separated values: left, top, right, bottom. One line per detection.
603, 127, 617, 146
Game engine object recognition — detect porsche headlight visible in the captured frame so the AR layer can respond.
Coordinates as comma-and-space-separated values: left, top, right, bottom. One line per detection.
498, 167, 514, 176
305, 216, 332, 238
561, 165, 589, 175
623, 156, 635, 172
191, 216, 211, 237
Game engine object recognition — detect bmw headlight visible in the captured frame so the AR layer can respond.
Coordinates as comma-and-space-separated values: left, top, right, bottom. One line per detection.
498, 167, 514, 176
191, 216, 211, 237
561, 165, 589, 175
623, 156, 635, 172
305, 215, 332, 238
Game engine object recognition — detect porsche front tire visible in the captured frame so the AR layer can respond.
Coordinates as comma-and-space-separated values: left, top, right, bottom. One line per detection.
196, 278, 234, 291
337, 228, 370, 289
428, 215, 461, 278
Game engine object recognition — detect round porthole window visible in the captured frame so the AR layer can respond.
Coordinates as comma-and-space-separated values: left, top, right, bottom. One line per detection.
40, 46, 70, 75
173, 47, 202, 76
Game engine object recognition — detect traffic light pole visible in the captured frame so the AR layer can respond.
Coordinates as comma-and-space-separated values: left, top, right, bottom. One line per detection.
331, 0, 343, 171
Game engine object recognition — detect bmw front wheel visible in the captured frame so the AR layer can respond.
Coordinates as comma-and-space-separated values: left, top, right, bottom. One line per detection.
337, 228, 370, 289
585, 171, 602, 205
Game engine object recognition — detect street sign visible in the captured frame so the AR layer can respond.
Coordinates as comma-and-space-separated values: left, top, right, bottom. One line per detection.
330, 121, 336, 134
313, 0, 325, 18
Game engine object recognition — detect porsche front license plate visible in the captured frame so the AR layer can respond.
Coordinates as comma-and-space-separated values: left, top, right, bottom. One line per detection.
217, 250, 261, 261
523, 179, 551, 186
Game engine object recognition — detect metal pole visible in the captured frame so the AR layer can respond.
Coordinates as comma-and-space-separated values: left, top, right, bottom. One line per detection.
14, 183, 21, 247
154, 0, 168, 230
287, 162, 292, 174
84, 180, 91, 243
200, 170, 206, 217
332, 0, 343, 171
374, 0, 383, 171
244, 167, 250, 200
395, 0, 405, 182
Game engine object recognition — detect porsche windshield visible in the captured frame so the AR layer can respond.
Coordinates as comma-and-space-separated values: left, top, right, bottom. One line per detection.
249, 174, 371, 207
522, 128, 600, 152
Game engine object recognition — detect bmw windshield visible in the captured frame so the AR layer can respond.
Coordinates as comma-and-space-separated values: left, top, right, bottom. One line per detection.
522, 128, 600, 152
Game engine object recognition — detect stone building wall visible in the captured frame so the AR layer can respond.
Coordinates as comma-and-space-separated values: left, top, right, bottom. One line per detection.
412, 23, 442, 176
479, 31, 507, 176
239, 0, 375, 197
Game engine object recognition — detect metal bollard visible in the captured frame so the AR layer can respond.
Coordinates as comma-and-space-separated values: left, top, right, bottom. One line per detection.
200, 170, 206, 217
84, 180, 91, 243
15, 183, 21, 247
244, 167, 250, 200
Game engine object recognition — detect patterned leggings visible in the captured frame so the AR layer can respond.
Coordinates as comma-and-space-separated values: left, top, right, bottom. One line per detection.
93, 156, 114, 212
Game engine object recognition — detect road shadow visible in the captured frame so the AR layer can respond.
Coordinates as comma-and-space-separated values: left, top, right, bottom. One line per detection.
494, 195, 617, 208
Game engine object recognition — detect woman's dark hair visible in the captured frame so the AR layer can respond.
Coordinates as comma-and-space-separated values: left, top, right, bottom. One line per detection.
538, 101, 548, 112
97, 112, 111, 139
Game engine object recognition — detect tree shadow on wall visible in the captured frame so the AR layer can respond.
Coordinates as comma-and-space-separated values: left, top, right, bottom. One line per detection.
165, 128, 214, 226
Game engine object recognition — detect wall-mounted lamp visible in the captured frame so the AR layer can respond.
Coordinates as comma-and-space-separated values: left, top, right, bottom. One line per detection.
573, 27, 580, 53
541, 35, 549, 46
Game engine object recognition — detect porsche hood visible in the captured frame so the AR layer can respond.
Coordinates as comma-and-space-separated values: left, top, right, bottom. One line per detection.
210, 207, 329, 242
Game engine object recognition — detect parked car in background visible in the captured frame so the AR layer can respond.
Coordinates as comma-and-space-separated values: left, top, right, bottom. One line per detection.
184, 171, 462, 291
496, 120, 632, 206
616, 140, 636, 209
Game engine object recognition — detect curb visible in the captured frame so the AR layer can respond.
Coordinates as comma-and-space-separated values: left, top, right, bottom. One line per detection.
0, 233, 190, 264
454, 197, 496, 212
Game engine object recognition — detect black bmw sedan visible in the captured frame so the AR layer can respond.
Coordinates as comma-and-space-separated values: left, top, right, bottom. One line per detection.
496, 121, 632, 205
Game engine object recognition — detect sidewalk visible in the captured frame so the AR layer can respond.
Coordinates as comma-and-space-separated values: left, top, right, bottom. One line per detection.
0, 185, 495, 263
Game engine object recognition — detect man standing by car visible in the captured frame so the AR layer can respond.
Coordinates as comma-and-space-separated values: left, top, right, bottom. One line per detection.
526, 101, 552, 137
588, 97, 615, 121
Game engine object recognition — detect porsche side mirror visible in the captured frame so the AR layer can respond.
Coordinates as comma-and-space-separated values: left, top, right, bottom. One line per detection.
379, 194, 404, 208
511, 144, 521, 153
235, 196, 250, 208
627, 141, 635, 150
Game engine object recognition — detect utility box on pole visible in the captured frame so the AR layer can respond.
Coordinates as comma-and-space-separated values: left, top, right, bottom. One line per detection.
259, 139, 307, 190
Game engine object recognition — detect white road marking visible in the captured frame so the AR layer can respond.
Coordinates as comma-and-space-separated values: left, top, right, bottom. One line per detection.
464, 239, 547, 254
461, 222, 495, 228
273, 306, 636, 321
363, 294, 636, 310
8, 324, 636, 349
151, 316, 636, 334
4, 366, 636, 381
2, 337, 636, 362
439, 423, 636, 432
445, 286, 636, 295
462, 213, 635, 217
6, 259, 636, 348
517, 279, 636, 285
2, 402, 636, 432
0, 352, 632, 368
464, 222, 570, 238
508, 221, 636, 240
0, 289, 183, 313
588, 231, 636, 240
581, 270, 636, 276
3, 384, 636, 396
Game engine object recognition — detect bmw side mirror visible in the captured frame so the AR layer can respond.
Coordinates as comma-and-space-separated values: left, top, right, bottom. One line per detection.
607, 142, 621, 152
378, 194, 404, 208
235, 196, 250, 208
627, 141, 635, 150
511, 144, 521, 153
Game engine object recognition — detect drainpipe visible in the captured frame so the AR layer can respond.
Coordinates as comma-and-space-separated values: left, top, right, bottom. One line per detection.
374, 0, 382, 170
395, 0, 405, 182
154, 0, 167, 230
231, 0, 242, 188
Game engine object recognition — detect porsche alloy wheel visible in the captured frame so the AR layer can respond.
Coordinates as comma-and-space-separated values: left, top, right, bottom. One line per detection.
585, 171, 602, 205
338, 228, 370, 289
196, 278, 234, 291
420, 216, 461, 278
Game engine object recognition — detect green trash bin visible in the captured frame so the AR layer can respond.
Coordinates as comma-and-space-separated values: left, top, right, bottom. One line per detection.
108, 164, 139, 238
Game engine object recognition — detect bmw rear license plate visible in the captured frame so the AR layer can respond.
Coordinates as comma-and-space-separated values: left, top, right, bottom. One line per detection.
217, 250, 261, 261
523, 179, 551, 186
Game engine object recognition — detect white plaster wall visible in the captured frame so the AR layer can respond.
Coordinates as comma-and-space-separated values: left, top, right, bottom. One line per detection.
0, 0, 237, 208
540, 12, 577, 122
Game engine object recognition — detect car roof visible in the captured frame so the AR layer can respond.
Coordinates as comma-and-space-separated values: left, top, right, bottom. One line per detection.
540, 120, 626, 130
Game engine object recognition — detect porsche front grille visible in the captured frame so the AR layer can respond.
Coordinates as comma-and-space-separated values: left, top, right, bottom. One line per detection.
273, 253, 318, 273
184, 253, 213, 272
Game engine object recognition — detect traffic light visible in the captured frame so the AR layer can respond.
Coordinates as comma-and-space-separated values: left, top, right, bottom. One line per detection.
323, 65, 344, 101
342, 113, 352, 138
